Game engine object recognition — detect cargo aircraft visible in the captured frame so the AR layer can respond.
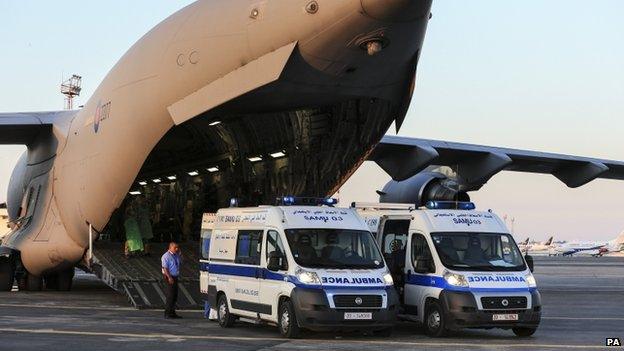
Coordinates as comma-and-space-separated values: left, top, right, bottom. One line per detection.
1, 0, 623, 292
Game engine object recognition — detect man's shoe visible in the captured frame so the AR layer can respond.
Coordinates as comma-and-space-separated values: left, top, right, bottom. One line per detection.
170, 314, 183, 319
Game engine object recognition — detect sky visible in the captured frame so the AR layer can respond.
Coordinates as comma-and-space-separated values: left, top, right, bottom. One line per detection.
1, 1, 623, 241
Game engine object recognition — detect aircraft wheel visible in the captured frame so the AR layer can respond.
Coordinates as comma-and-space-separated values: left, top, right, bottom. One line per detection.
24, 273, 43, 291
0, 257, 15, 291
56, 268, 74, 291
17, 274, 27, 291
44, 274, 59, 290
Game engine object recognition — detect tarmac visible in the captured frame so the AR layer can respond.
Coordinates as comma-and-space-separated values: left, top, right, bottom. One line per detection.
0, 256, 622, 351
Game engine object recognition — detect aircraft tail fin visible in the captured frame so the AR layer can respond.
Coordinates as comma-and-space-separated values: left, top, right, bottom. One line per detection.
545, 236, 553, 246
611, 231, 624, 246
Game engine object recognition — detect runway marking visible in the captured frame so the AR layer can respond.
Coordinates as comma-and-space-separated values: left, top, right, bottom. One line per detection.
0, 327, 609, 349
0, 303, 202, 313
2, 304, 622, 321
543, 316, 624, 321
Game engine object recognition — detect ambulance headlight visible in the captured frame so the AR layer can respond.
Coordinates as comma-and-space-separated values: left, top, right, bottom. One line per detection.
296, 269, 321, 285
383, 273, 394, 286
525, 274, 537, 288
443, 271, 468, 287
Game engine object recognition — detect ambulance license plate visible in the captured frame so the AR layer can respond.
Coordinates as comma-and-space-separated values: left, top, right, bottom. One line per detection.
344, 312, 372, 320
492, 314, 518, 321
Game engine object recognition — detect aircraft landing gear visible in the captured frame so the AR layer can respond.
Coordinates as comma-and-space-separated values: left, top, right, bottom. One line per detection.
44, 268, 74, 291
0, 255, 16, 291
55, 269, 74, 291
17, 272, 43, 291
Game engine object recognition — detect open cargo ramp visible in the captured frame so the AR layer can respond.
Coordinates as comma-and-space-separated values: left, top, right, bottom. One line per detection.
89, 242, 202, 309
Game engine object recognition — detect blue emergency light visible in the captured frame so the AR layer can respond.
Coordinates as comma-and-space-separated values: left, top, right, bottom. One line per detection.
281, 196, 296, 205
277, 196, 338, 207
425, 201, 476, 210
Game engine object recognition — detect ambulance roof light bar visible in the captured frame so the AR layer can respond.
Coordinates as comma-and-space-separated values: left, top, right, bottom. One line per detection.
351, 202, 415, 211
276, 196, 338, 207
424, 201, 476, 210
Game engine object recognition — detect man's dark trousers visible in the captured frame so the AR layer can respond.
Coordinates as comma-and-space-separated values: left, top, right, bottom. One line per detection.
165, 277, 179, 317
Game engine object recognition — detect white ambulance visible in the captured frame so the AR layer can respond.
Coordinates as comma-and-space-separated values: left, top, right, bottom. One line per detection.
354, 201, 541, 337
201, 198, 398, 338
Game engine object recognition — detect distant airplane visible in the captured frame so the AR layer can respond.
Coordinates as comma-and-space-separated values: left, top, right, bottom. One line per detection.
517, 237, 530, 253
527, 236, 554, 253
549, 232, 624, 257
1, 0, 624, 293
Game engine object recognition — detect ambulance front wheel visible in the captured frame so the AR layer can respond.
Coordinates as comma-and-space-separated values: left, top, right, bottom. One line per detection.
512, 327, 537, 337
424, 300, 448, 337
278, 299, 301, 339
217, 294, 235, 328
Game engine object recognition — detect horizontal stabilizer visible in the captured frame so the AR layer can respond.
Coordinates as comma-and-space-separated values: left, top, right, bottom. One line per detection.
370, 136, 624, 189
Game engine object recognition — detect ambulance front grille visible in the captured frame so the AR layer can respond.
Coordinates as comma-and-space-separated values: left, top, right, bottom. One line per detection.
480, 296, 527, 310
333, 295, 382, 309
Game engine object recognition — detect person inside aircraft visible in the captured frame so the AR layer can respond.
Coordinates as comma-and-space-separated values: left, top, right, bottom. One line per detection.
123, 207, 144, 258
293, 234, 317, 264
136, 197, 154, 256
321, 233, 343, 261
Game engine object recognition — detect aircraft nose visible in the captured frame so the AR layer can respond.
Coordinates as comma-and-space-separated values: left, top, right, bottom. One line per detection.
360, 0, 432, 22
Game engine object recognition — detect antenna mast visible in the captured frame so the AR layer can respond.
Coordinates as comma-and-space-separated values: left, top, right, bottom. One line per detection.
60, 74, 82, 110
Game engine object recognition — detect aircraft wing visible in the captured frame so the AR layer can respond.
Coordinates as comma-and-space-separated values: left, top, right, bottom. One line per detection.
0, 111, 74, 145
371, 135, 624, 189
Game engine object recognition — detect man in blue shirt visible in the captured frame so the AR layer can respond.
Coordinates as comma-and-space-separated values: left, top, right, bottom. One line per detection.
162, 242, 182, 319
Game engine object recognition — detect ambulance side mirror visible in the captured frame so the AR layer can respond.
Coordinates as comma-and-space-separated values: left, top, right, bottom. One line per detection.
268, 251, 287, 272
525, 255, 534, 273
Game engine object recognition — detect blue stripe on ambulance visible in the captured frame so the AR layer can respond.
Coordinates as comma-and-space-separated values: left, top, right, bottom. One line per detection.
406, 273, 537, 293
205, 263, 388, 290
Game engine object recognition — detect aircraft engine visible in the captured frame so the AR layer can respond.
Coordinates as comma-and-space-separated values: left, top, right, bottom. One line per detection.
378, 172, 470, 206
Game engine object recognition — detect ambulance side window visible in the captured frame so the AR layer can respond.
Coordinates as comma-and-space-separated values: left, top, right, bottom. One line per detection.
200, 229, 212, 259
412, 234, 435, 273
266, 230, 286, 260
235, 230, 263, 265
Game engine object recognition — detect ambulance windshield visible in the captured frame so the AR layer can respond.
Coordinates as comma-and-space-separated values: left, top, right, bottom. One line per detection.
285, 229, 384, 269
431, 232, 526, 271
